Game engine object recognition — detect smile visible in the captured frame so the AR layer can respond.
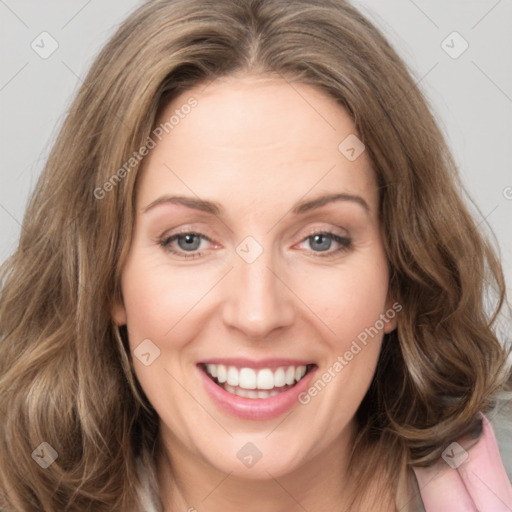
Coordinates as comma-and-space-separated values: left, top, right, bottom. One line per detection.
197, 359, 317, 420
202, 363, 312, 398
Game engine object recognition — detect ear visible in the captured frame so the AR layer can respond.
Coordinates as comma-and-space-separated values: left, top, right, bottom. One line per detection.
112, 296, 127, 326
383, 296, 400, 334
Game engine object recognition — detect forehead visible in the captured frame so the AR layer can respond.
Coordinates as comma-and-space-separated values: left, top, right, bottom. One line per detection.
136, 75, 377, 212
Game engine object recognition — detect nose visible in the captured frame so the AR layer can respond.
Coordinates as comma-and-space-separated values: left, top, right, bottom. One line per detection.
221, 249, 295, 340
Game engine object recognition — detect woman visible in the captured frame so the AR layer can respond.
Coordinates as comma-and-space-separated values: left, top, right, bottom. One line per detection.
0, 0, 510, 510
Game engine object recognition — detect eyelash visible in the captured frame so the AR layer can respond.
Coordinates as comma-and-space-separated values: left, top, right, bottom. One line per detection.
299, 231, 352, 257
158, 231, 213, 260
158, 230, 352, 259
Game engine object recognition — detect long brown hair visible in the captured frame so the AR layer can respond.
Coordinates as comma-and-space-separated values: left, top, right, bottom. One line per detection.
1, 0, 510, 510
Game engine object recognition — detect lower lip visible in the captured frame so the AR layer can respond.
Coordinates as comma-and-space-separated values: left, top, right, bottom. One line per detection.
198, 365, 317, 420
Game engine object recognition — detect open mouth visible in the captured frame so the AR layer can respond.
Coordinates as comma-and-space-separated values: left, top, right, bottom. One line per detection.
199, 363, 317, 399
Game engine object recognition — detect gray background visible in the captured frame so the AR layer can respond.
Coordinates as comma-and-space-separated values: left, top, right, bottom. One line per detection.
1, 0, 511, 292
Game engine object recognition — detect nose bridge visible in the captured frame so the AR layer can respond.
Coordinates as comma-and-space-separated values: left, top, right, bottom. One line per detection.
221, 241, 294, 338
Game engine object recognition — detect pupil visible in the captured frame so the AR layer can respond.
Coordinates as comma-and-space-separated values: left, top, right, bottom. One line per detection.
311, 234, 331, 251
178, 234, 200, 251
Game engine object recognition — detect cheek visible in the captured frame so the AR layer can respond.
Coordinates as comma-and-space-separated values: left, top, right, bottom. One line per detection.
291, 253, 390, 342
294, 258, 390, 416
120, 254, 217, 347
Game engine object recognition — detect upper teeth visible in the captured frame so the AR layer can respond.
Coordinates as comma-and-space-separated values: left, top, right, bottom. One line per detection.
205, 364, 308, 390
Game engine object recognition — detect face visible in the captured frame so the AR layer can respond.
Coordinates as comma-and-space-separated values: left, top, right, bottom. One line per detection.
113, 74, 397, 480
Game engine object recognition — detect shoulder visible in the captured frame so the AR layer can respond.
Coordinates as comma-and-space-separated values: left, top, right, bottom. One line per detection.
413, 406, 512, 512
488, 400, 512, 480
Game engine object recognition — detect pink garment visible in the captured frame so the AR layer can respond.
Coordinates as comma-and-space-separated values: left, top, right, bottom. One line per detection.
413, 414, 512, 511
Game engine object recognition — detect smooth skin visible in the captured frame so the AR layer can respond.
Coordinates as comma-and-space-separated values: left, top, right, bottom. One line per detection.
113, 74, 398, 512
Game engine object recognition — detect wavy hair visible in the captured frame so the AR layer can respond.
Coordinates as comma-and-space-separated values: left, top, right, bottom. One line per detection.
0, 0, 510, 510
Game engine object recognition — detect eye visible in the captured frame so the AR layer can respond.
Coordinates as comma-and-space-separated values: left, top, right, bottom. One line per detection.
298, 231, 352, 256
159, 231, 213, 259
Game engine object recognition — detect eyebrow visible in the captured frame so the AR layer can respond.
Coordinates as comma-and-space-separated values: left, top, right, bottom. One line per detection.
292, 193, 370, 214
142, 192, 370, 216
143, 195, 221, 215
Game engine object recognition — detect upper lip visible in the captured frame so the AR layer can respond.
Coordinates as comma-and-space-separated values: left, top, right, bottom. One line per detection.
197, 358, 316, 370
